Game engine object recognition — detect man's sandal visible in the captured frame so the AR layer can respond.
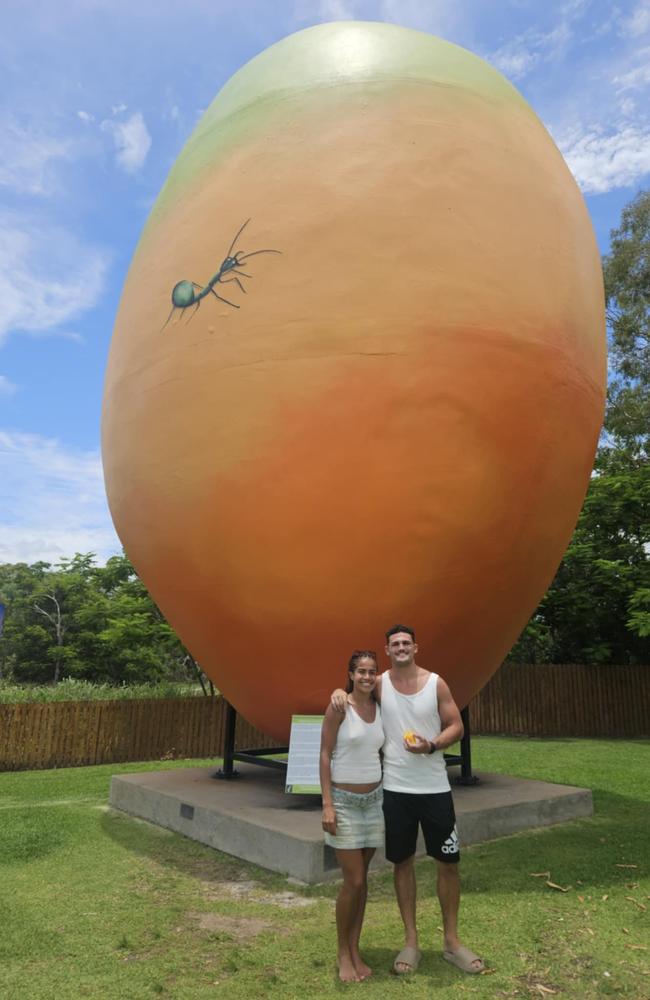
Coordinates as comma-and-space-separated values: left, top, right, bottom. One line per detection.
442, 946, 485, 974
392, 947, 422, 975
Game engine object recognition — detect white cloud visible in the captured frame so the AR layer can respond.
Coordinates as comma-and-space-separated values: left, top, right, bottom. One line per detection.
489, 2, 586, 81
613, 49, 650, 90
291, 0, 357, 22
379, 0, 459, 31
0, 213, 110, 344
619, 1, 650, 37
54, 330, 86, 344
620, 96, 637, 117
0, 430, 121, 564
559, 124, 650, 194
490, 39, 539, 80
292, 0, 460, 33
0, 124, 73, 196
0, 376, 17, 396
77, 110, 94, 123
101, 111, 151, 174
319, 0, 355, 17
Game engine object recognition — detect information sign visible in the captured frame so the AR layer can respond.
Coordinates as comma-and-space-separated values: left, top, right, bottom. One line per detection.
285, 714, 324, 793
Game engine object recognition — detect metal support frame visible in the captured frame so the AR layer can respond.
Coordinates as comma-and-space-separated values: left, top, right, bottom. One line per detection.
215, 700, 478, 784
215, 701, 239, 779
215, 700, 288, 779
446, 706, 479, 784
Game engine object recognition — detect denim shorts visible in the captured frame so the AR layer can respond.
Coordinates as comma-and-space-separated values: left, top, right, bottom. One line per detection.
324, 785, 384, 850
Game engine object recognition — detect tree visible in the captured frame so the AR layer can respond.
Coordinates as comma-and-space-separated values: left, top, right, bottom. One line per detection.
31, 554, 97, 683
602, 189, 650, 460
0, 552, 199, 686
0, 561, 53, 682
90, 554, 192, 684
510, 463, 649, 664
509, 190, 650, 665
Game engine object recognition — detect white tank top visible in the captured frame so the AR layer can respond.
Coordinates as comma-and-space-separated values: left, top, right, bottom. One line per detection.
330, 702, 384, 783
381, 672, 450, 793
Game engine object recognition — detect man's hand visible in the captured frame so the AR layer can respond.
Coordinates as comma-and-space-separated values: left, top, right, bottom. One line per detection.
403, 732, 434, 754
330, 688, 347, 713
322, 804, 337, 835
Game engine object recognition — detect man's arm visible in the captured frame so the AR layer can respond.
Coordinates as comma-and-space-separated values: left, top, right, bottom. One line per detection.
432, 676, 464, 750
404, 676, 464, 754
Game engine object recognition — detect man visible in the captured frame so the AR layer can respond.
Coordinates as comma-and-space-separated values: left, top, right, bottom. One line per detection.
332, 624, 484, 976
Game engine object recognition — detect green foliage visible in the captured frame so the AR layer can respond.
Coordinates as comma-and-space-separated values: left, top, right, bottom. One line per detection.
627, 587, 650, 638
510, 460, 649, 663
0, 553, 205, 688
511, 190, 650, 665
0, 678, 202, 703
602, 189, 650, 458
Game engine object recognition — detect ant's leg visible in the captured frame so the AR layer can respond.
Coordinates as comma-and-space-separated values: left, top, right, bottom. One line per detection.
161, 305, 176, 331
209, 287, 239, 309
220, 276, 247, 294
185, 300, 201, 323
232, 268, 251, 278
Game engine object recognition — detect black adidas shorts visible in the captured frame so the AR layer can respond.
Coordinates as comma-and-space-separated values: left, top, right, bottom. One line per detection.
383, 789, 460, 864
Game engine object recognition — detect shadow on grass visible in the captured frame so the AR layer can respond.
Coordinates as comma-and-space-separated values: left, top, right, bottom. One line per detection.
0, 807, 72, 866
355, 946, 482, 984
99, 787, 647, 904
459, 789, 647, 897
99, 806, 290, 890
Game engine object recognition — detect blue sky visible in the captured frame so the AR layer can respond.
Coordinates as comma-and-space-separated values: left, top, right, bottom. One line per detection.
1, 0, 649, 565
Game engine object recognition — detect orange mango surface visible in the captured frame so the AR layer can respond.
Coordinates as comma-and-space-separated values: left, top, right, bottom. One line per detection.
102, 24, 606, 741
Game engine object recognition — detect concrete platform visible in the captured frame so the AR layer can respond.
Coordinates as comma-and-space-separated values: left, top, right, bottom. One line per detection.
109, 765, 593, 883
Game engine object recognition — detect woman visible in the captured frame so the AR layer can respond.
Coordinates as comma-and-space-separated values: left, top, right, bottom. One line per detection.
319, 650, 384, 982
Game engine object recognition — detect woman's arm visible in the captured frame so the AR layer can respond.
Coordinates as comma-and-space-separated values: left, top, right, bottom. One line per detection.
319, 703, 345, 835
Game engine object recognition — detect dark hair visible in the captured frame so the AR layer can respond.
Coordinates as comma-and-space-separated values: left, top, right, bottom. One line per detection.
385, 624, 416, 643
345, 649, 378, 693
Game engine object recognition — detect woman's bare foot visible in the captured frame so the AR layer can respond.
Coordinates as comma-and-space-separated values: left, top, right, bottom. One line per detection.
338, 954, 360, 982
353, 957, 372, 980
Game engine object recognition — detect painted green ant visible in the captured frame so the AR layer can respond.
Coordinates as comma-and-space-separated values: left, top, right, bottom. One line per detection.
162, 218, 280, 329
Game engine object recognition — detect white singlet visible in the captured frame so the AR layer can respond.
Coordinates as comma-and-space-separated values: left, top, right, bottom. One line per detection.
381, 672, 450, 794
330, 703, 384, 783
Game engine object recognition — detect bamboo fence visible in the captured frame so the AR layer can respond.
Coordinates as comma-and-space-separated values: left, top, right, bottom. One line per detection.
1, 663, 648, 771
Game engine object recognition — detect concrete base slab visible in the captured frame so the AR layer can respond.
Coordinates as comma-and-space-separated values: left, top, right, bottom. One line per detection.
109, 765, 593, 884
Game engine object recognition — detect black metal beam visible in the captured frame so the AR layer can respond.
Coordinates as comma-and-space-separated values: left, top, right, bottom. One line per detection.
215, 700, 478, 784
233, 752, 288, 770
215, 700, 239, 779
450, 705, 479, 784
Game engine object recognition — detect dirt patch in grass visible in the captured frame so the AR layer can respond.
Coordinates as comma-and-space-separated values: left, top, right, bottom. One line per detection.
515, 973, 563, 996
187, 911, 288, 940
202, 879, 316, 908
209, 879, 259, 898
256, 890, 316, 908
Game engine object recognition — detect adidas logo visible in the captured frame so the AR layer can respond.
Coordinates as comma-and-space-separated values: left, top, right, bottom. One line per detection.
441, 825, 459, 855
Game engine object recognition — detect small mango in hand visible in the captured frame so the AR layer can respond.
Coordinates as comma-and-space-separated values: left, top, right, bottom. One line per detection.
404, 730, 418, 745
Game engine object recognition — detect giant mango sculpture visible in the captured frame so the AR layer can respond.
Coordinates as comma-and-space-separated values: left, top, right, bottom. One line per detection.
102, 22, 606, 742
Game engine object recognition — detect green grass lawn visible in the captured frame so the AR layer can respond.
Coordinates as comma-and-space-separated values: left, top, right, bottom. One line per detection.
0, 738, 648, 1000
